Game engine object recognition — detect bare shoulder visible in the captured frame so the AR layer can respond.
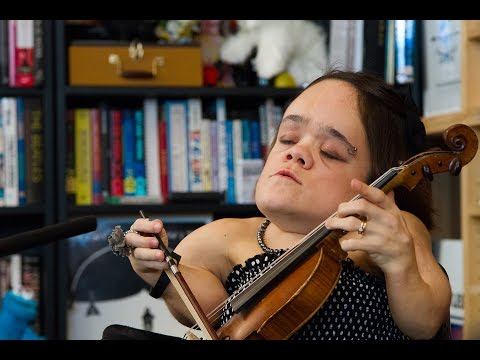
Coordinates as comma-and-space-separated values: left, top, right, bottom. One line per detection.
173, 217, 266, 280
401, 210, 431, 246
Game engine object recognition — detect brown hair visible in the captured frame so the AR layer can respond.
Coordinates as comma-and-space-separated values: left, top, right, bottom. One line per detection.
273, 69, 434, 229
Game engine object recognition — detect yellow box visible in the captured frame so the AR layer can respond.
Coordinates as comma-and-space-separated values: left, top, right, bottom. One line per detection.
68, 41, 203, 87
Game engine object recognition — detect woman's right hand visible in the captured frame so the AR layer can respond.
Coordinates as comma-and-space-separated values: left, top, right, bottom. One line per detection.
125, 217, 171, 287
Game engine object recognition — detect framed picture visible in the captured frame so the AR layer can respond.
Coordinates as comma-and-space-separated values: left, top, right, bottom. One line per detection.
66, 213, 213, 340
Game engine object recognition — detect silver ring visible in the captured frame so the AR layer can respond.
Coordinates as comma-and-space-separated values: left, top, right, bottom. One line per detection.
357, 220, 367, 235
107, 225, 134, 257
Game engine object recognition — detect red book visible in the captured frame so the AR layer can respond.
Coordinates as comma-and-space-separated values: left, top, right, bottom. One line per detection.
109, 109, 124, 198
158, 117, 169, 203
14, 20, 34, 88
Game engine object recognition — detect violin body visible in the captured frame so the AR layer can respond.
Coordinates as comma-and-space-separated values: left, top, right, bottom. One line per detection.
217, 235, 346, 340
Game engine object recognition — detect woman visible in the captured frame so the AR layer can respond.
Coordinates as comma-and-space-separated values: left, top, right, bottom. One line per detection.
117, 70, 451, 340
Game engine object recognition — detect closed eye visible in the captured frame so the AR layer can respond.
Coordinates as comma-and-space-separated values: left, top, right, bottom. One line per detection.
321, 151, 342, 161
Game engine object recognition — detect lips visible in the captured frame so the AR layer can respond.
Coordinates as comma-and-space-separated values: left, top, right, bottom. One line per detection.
273, 169, 301, 184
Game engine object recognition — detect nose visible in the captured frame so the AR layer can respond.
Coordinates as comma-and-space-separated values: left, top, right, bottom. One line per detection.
284, 143, 313, 168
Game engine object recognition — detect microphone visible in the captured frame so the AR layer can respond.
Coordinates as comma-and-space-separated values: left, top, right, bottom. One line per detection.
0, 216, 97, 257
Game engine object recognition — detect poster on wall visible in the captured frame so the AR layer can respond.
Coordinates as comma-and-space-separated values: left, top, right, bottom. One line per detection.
66, 213, 213, 340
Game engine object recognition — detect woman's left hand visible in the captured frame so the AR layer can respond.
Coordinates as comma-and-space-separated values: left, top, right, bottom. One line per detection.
324, 178, 417, 274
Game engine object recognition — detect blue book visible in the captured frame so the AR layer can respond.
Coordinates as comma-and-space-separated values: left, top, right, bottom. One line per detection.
225, 119, 235, 204
122, 109, 136, 196
16, 97, 26, 205
241, 118, 251, 159
134, 109, 146, 196
249, 120, 262, 159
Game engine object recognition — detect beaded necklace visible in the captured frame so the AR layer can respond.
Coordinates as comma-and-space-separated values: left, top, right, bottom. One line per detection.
256, 219, 283, 255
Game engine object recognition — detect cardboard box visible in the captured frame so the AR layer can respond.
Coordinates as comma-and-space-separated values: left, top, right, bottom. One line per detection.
68, 41, 203, 87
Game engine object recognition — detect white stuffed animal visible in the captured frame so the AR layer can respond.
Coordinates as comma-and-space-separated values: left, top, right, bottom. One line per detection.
220, 20, 329, 87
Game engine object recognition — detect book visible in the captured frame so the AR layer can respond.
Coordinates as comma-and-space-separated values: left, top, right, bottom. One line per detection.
99, 103, 110, 202
2, 97, 19, 207
74, 108, 92, 205
16, 97, 26, 205
24, 97, 44, 205
164, 100, 188, 193
122, 109, 136, 196
225, 119, 235, 204
0, 20, 8, 86
90, 107, 103, 205
65, 109, 76, 204
363, 20, 386, 79
134, 109, 146, 196
216, 98, 228, 194
200, 118, 212, 191
33, 20, 44, 87
394, 20, 416, 85
14, 20, 34, 88
109, 109, 123, 198
187, 98, 203, 192
143, 98, 161, 201
0, 97, 5, 206
235, 158, 264, 204
158, 116, 169, 203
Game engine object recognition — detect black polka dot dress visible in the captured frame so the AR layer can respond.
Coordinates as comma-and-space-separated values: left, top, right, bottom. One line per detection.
220, 251, 409, 340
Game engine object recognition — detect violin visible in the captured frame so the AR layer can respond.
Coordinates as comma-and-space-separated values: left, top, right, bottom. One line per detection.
168, 123, 479, 340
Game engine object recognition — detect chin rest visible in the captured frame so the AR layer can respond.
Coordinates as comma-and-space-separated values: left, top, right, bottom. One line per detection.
102, 324, 183, 340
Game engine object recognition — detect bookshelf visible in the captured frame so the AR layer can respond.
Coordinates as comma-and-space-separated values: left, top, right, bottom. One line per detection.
53, 20, 300, 339
0, 20, 56, 339
422, 20, 480, 340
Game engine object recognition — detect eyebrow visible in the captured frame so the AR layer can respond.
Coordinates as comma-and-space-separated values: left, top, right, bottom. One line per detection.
282, 115, 358, 156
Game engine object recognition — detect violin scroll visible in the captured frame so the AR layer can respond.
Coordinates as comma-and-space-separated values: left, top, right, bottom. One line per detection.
443, 124, 478, 176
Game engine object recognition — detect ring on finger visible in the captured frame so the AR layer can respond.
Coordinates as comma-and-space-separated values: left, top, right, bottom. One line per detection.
357, 220, 367, 235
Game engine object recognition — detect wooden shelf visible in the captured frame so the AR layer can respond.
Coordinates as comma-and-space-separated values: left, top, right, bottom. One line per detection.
466, 20, 480, 40
423, 112, 480, 135
65, 86, 302, 98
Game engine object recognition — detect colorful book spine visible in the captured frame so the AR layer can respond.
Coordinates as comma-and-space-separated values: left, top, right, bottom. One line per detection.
33, 20, 44, 87
109, 109, 123, 199
65, 108, 76, 204
74, 108, 92, 205
90, 107, 103, 205
249, 119, 262, 159
3, 97, 19, 206
241, 118, 251, 159
187, 98, 203, 192
16, 96, 26, 205
134, 109, 146, 196
0, 97, 5, 206
158, 116, 169, 202
24, 98, 43, 205
216, 98, 228, 195
209, 120, 219, 192
225, 119, 235, 204
143, 98, 161, 201
99, 103, 110, 202
0, 20, 9, 86
201, 118, 212, 192
14, 20, 34, 88
164, 100, 188, 193
122, 109, 136, 196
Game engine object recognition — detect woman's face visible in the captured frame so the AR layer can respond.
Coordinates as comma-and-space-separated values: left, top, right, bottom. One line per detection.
255, 79, 371, 233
